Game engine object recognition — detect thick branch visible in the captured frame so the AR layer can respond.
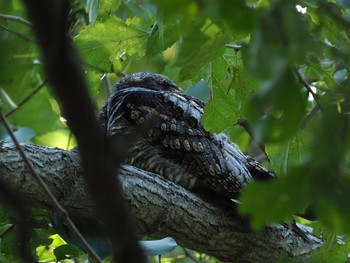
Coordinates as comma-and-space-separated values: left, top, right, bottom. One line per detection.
0, 141, 323, 262
22, 1, 145, 262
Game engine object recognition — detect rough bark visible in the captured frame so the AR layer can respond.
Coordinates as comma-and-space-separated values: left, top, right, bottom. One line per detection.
0, 141, 323, 262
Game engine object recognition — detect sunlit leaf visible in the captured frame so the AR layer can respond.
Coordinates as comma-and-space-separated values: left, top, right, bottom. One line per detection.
74, 16, 150, 72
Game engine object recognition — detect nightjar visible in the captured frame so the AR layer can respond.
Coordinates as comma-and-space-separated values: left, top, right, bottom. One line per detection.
98, 72, 274, 199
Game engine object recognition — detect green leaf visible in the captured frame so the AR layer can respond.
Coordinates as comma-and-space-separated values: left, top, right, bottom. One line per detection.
74, 16, 150, 72
266, 131, 309, 176
310, 227, 349, 263
33, 129, 76, 149
247, 3, 313, 80
210, 0, 256, 32
202, 48, 259, 133
176, 19, 229, 80
5, 88, 62, 136
97, 0, 121, 21
246, 69, 307, 143
53, 244, 81, 261
202, 56, 237, 133
240, 169, 309, 229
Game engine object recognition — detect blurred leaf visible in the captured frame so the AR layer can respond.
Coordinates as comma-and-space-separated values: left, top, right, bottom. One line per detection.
247, 3, 313, 79
209, 0, 256, 32
5, 89, 62, 136
247, 70, 307, 143
87, 0, 99, 24
266, 131, 309, 176
337, 0, 350, 8
118, 0, 155, 20
0, 125, 35, 143
240, 169, 309, 229
0, 13, 61, 136
140, 237, 177, 256
53, 244, 81, 261
98, 0, 121, 21
176, 19, 229, 80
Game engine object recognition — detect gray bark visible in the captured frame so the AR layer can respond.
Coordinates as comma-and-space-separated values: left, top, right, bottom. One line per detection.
0, 141, 323, 262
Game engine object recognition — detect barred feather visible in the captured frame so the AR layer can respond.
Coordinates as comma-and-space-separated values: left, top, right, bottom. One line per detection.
99, 72, 274, 198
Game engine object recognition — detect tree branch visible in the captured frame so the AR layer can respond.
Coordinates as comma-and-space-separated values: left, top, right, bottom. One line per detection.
22, 1, 145, 262
0, 141, 323, 262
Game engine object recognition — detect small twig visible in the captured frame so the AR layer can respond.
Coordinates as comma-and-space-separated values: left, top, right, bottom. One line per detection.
6, 79, 48, 117
0, 112, 102, 263
0, 224, 14, 238
65, 131, 73, 150
183, 248, 201, 263
293, 67, 321, 107
0, 24, 36, 43
236, 118, 269, 160
0, 13, 32, 27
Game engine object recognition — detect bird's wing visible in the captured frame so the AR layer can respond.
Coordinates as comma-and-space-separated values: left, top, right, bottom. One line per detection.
104, 86, 254, 197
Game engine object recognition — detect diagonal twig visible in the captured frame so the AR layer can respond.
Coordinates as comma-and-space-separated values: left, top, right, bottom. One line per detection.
0, 24, 36, 43
6, 79, 48, 118
293, 67, 321, 107
0, 13, 32, 27
0, 111, 102, 262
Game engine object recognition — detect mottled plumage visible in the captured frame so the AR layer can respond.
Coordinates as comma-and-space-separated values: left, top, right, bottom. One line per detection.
98, 72, 274, 198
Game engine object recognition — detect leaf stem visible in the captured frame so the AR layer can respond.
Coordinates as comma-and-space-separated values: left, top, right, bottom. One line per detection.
0, 13, 32, 27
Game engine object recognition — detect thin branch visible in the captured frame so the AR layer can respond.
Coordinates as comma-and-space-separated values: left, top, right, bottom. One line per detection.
0, 13, 32, 27
65, 131, 73, 150
293, 67, 321, 107
0, 224, 14, 238
235, 117, 269, 161
0, 24, 36, 43
6, 79, 48, 118
0, 112, 102, 263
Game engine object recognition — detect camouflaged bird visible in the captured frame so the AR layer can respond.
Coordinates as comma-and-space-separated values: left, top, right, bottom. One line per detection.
98, 72, 274, 199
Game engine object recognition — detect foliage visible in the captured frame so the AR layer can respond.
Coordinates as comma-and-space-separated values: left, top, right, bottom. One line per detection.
1, 0, 350, 262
